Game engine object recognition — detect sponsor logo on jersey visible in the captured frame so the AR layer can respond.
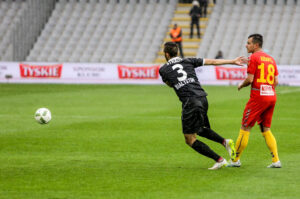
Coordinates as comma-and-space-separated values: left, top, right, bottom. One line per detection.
20, 64, 63, 78
260, 84, 274, 96
118, 65, 160, 79
215, 66, 247, 80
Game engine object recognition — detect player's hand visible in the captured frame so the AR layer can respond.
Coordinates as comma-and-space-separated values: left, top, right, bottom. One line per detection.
234, 56, 248, 66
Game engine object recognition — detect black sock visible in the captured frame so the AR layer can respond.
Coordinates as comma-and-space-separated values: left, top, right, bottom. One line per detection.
191, 140, 220, 161
197, 128, 224, 144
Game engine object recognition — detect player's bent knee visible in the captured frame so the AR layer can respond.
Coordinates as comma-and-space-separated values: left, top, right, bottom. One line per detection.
241, 125, 252, 132
184, 137, 192, 146
184, 134, 197, 146
262, 126, 271, 133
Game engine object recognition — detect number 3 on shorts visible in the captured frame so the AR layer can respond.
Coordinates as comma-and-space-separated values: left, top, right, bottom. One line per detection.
172, 64, 187, 81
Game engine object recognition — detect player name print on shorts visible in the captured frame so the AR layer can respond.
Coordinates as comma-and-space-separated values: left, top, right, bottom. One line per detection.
260, 84, 274, 96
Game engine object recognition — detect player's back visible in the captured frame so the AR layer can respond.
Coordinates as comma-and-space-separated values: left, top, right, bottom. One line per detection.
248, 51, 278, 101
159, 57, 207, 103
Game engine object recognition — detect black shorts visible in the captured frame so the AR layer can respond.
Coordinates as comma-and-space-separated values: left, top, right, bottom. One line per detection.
181, 96, 210, 134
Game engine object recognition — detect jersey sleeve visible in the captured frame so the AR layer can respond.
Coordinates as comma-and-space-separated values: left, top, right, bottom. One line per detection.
247, 55, 256, 75
159, 67, 167, 83
186, 58, 204, 68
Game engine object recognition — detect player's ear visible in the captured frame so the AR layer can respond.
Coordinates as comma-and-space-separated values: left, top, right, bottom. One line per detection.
255, 43, 260, 49
165, 52, 170, 60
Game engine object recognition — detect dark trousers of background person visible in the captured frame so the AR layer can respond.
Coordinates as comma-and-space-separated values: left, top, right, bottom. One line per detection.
199, 1, 208, 17
180, 0, 193, 3
176, 42, 184, 58
190, 19, 200, 39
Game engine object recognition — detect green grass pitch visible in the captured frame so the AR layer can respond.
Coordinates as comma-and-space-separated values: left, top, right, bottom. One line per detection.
0, 84, 299, 199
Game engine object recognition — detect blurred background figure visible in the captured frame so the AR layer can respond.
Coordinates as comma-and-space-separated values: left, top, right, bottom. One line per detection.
189, 0, 201, 39
215, 50, 224, 59
199, 0, 208, 18
170, 24, 184, 58
180, 0, 193, 2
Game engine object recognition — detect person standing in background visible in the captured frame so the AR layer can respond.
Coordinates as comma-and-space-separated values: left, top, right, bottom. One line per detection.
189, 1, 201, 39
215, 50, 224, 59
170, 24, 184, 58
199, 0, 208, 18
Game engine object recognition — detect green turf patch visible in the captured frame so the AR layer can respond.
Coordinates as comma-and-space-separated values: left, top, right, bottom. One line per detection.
0, 84, 299, 199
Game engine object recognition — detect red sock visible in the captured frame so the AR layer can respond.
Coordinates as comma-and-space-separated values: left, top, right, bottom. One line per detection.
217, 157, 224, 162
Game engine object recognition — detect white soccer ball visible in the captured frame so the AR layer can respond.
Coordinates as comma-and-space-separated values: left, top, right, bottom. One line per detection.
35, 108, 51, 124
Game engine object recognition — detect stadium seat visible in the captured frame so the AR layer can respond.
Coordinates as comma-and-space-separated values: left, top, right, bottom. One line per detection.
22, 0, 177, 63
196, 0, 300, 64
1, 0, 295, 64
0, 0, 29, 61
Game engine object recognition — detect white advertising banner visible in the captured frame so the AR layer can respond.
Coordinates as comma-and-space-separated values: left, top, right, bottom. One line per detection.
0, 62, 161, 84
0, 62, 300, 86
195, 65, 247, 85
276, 65, 300, 86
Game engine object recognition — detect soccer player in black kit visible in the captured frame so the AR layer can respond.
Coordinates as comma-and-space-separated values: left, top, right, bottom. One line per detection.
159, 42, 247, 170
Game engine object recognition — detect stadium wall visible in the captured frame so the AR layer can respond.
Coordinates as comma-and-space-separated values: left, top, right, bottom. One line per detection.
0, 62, 300, 86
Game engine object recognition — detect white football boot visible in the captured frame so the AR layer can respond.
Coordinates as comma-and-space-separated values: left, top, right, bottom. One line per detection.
208, 159, 228, 170
227, 159, 241, 167
267, 161, 281, 168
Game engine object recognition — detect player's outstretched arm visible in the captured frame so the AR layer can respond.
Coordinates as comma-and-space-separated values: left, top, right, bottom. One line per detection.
204, 56, 247, 66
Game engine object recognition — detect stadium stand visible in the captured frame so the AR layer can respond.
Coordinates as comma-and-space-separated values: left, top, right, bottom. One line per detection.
198, 0, 300, 65
154, 2, 214, 63
0, 0, 299, 65
27, 0, 177, 63
0, 0, 27, 61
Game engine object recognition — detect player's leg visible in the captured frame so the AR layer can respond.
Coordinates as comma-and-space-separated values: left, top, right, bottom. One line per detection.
177, 42, 184, 58
184, 133, 220, 161
196, 20, 200, 38
259, 103, 281, 168
182, 98, 227, 169
204, 2, 207, 17
234, 125, 251, 160
196, 97, 236, 160
261, 125, 280, 167
190, 21, 194, 38
195, 96, 222, 144
184, 133, 228, 170
228, 125, 251, 167
198, 127, 236, 160
231, 100, 258, 164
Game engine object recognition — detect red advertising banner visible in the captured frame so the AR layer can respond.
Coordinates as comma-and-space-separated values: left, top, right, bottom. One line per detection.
215, 66, 247, 80
118, 65, 160, 79
19, 63, 63, 78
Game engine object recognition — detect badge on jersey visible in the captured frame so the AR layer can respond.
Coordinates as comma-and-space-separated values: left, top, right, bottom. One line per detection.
260, 84, 274, 96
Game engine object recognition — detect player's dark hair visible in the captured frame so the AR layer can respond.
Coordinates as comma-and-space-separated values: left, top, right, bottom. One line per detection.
164, 42, 178, 58
248, 34, 263, 47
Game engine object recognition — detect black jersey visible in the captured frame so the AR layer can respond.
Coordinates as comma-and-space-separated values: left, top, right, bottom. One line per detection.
159, 57, 207, 103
